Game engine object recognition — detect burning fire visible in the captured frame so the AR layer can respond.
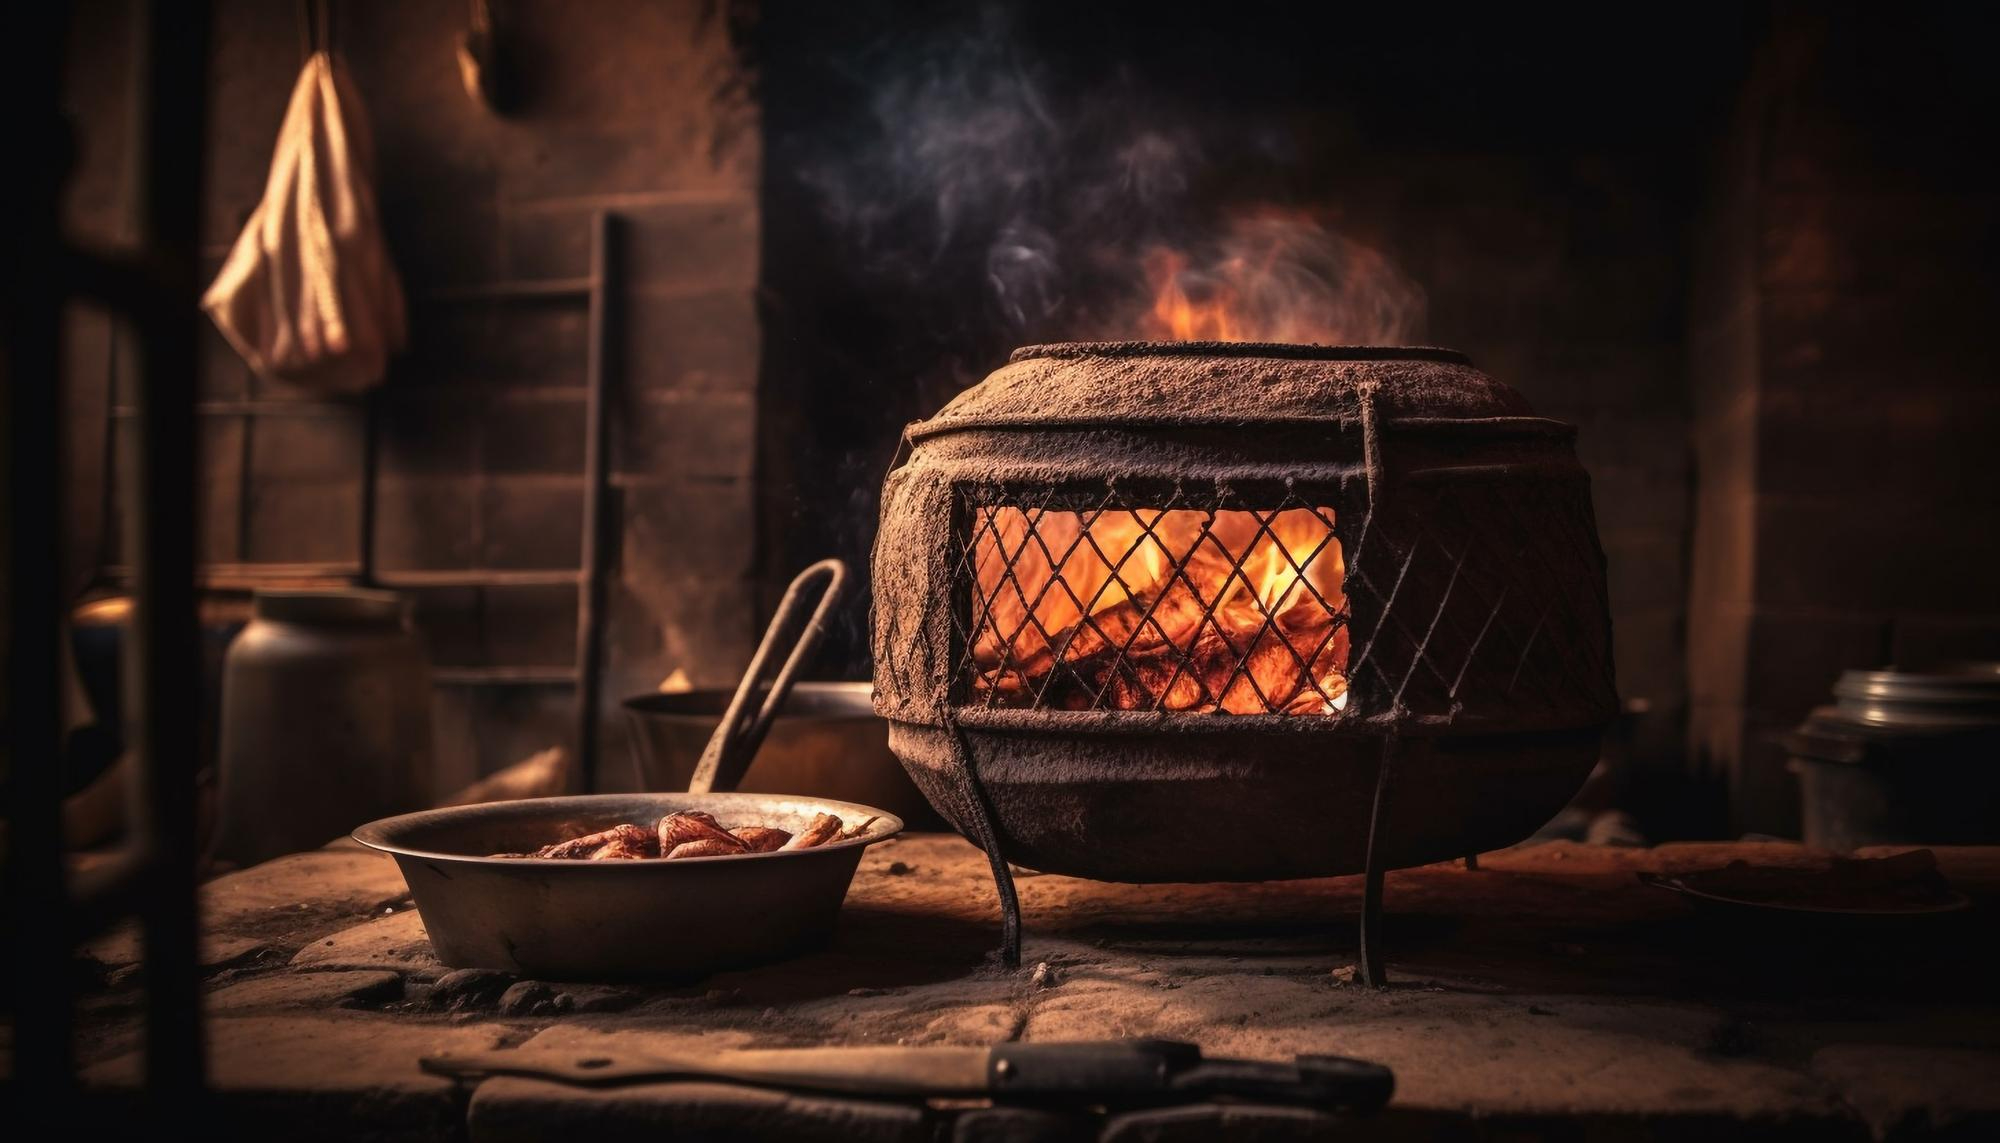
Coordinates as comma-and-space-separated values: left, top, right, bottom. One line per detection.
1135, 211, 1424, 345
970, 507, 1348, 713
1145, 249, 1243, 341
959, 210, 1410, 712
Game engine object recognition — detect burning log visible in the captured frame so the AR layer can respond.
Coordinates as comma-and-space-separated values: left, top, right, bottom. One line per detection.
981, 585, 1347, 713
969, 506, 1349, 714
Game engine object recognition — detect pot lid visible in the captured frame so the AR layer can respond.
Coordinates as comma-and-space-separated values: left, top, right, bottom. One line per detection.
1829, 663, 2000, 729
910, 342, 1537, 439
252, 588, 406, 626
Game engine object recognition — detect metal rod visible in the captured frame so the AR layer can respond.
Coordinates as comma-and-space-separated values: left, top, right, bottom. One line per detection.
358, 388, 380, 585
1358, 734, 1398, 989
572, 212, 617, 794
124, 0, 213, 1106
945, 716, 1023, 968
688, 560, 848, 797
2, 1, 77, 1118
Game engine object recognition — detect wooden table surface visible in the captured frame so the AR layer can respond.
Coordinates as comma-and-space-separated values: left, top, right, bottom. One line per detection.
69, 835, 2000, 1140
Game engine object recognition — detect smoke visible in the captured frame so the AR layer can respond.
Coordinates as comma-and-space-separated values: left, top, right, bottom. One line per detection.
986, 221, 1061, 328
776, 7, 1435, 676
1134, 211, 1426, 345
792, 11, 1069, 326
791, 6, 1428, 346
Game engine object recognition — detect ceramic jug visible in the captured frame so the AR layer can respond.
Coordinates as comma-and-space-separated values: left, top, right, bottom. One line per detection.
212, 589, 432, 866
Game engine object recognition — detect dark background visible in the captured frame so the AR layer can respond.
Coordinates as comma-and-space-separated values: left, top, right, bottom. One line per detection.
55, 1, 2000, 839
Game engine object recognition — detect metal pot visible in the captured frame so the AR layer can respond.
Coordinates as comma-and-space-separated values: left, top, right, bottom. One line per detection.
624, 682, 940, 829
1788, 663, 2000, 851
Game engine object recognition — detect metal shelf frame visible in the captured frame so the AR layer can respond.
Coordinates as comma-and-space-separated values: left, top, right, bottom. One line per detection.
97, 217, 621, 793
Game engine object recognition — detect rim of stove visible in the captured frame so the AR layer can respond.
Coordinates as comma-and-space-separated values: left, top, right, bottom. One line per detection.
1009, 341, 1472, 365
904, 342, 1534, 442
875, 705, 1612, 737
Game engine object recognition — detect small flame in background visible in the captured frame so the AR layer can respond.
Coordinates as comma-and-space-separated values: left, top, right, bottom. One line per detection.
1136, 211, 1425, 345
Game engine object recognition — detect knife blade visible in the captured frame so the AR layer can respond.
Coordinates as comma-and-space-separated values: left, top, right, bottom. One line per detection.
420, 1040, 1393, 1112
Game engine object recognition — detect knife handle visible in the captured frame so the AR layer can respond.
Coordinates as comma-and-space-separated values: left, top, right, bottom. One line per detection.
988, 1040, 1202, 1099
986, 1042, 1393, 1114
1172, 1055, 1394, 1112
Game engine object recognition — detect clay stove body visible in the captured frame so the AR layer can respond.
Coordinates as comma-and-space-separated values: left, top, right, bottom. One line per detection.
872, 342, 1616, 973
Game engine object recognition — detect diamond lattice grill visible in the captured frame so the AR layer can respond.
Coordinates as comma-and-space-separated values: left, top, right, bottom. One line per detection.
955, 487, 1349, 714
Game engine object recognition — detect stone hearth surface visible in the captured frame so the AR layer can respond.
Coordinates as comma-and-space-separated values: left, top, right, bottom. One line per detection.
66, 836, 2000, 1141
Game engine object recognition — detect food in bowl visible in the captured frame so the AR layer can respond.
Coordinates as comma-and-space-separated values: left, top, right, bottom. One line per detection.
494, 809, 874, 861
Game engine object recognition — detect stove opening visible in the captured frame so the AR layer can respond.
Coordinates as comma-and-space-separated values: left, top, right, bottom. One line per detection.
957, 486, 1349, 714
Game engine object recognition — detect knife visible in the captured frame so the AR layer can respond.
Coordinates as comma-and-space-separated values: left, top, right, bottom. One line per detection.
420, 1040, 1393, 1112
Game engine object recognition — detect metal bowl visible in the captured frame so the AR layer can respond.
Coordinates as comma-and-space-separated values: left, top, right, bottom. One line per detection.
624, 682, 941, 829
353, 792, 903, 980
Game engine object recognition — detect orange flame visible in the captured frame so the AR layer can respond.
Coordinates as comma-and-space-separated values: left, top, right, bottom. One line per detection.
1146, 249, 1241, 341
970, 507, 1348, 714
1135, 210, 1424, 345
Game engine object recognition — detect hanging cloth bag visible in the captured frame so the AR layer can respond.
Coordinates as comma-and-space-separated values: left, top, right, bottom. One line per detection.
202, 51, 406, 394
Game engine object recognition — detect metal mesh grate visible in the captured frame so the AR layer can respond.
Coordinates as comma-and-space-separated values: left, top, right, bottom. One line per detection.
951, 483, 1350, 714
1337, 478, 1615, 723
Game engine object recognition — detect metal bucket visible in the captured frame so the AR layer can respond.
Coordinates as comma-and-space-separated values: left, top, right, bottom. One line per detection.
624, 682, 940, 829
1788, 663, 2000, 851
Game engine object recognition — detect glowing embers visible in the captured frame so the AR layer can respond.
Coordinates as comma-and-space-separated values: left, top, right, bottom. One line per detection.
965, 500, 1349, 713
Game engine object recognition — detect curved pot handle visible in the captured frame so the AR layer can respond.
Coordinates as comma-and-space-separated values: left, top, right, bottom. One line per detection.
687, 559, 849, 795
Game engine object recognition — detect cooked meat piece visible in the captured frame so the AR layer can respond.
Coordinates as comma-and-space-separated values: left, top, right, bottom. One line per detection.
781, 812, 843, 850
533, 823, 655, 859
504, 811, 874, 861
665, 838, 744, 860
532, 828, 625, 859
659, 811, 748, 853
731, 826, 791, 853
588, 836, 651, 860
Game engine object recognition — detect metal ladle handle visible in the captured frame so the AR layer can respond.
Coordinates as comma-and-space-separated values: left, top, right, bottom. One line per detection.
688, 559, 849, 795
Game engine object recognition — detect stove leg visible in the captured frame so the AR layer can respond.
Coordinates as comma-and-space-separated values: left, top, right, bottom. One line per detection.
1358, 866, 1387, 989
946, 719, 1022, 968
1359, 734, 1400, 989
